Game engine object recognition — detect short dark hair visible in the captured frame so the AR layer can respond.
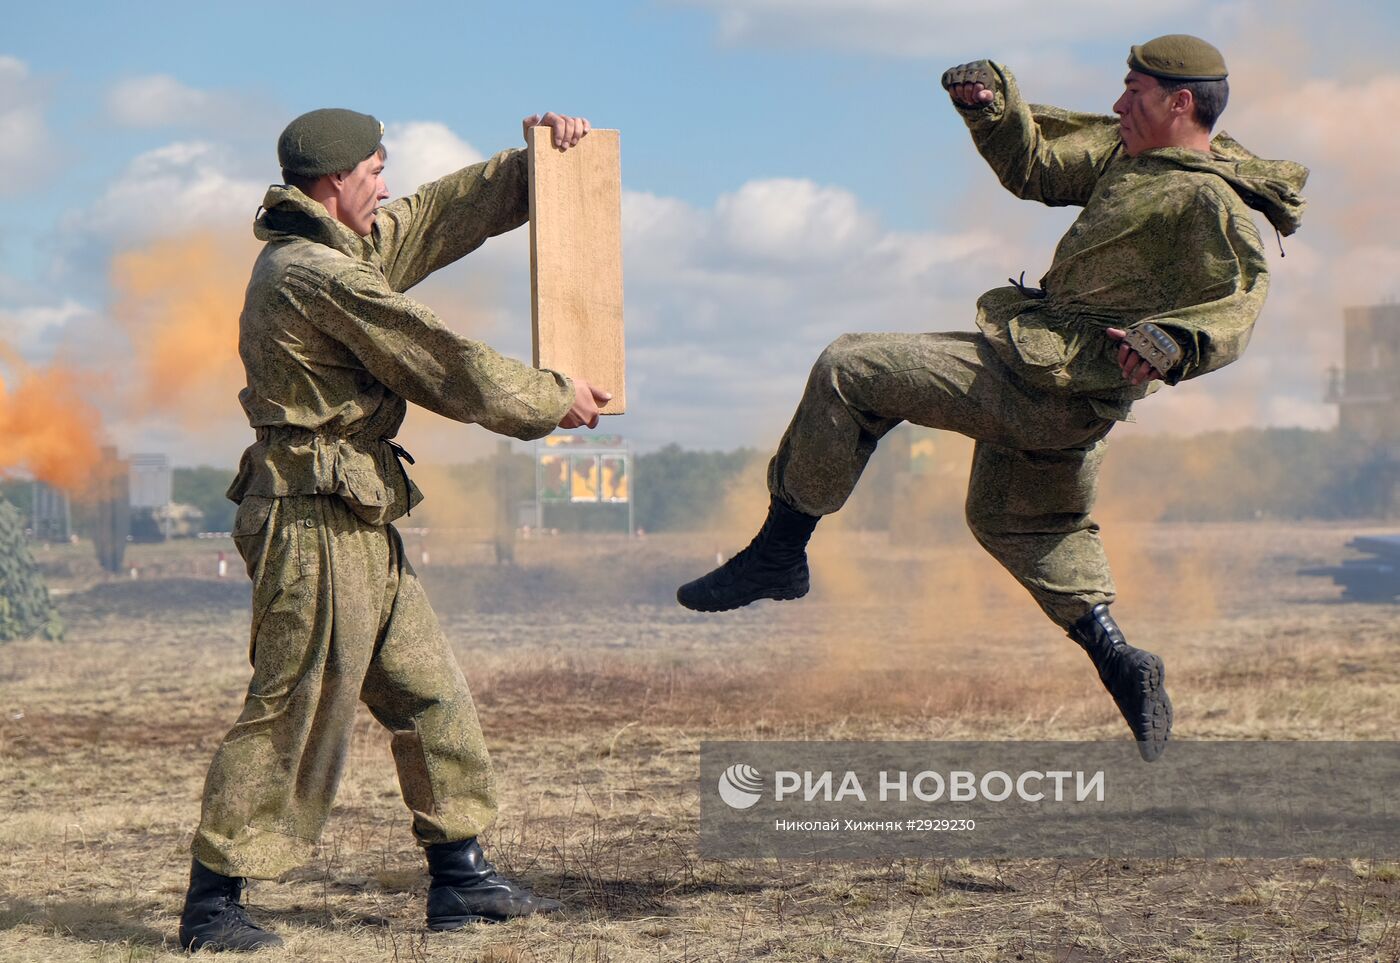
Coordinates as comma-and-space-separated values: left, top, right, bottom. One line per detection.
280, 169, 320, 193
281, 144, 387, 194
1158, 77, 1229, 131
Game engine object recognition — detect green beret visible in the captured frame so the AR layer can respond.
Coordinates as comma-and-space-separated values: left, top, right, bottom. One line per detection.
1127, 34, 1228, 82
277, 108, 384, 178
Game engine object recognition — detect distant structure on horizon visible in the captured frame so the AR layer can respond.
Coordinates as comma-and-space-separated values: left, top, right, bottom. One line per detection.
30, 482, 71, 543
128, 452, 173, 542
1328, 303, 1400, 448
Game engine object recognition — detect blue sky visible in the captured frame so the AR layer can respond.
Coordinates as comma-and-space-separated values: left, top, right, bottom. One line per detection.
10, 1, 1089, 242
5, 0, 1399, 468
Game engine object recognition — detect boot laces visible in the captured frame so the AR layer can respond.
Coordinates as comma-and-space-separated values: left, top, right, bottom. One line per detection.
217, 896, 265, 934
711, 522, 771, 584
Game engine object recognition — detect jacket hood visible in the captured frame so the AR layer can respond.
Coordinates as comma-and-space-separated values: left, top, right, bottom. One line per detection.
254, 185, 375, 258
1151, 133, 1310, 237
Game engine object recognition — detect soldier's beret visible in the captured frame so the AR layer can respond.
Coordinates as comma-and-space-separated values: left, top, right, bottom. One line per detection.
277, 108, 384, 178
1127, 34, 1228, 82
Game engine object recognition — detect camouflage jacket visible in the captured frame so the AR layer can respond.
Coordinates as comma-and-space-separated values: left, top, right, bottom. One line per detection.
958, 64, 1308, 417
227, 149, 573, 524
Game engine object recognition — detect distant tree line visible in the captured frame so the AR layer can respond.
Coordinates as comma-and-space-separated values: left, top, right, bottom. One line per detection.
174, 466, 239, 533
2, 427, 1395, 537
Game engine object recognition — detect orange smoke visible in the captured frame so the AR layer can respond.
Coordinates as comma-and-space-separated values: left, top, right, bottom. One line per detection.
109, 232, 255, 426
0, 230, 256, 494
0, 350, 106, 492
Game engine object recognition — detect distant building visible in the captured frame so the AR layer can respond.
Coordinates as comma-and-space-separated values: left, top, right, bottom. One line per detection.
30, 482, 71, 542
1330, 304, 1400, 447
128, 452, 173, 541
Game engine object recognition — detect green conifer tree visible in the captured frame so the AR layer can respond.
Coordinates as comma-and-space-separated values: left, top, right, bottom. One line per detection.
0, 496, 62, 641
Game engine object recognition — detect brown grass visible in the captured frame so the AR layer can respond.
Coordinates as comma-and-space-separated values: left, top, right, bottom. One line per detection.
0, 522, 1397, 962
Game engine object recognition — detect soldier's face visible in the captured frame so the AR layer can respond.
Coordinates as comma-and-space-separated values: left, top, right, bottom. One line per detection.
1113, 70, 1174, 156
333, 150, 389, 236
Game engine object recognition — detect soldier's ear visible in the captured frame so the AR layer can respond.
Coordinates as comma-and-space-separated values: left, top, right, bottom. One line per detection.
1170, 87, 1195, 118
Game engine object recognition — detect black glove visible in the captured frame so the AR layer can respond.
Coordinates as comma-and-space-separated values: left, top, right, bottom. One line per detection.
1121, 322, 1184, 376
941, 60, 997, 93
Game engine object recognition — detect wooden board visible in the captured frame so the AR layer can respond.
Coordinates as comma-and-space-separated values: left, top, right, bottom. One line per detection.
528, 126, 626, 414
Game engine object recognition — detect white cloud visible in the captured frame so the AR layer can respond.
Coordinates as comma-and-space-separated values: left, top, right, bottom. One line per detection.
675, 0, 1204, 58
382, 121, 485, 196
82, 141, 264, 241
74, 120, 491, 251
104, 74, 275, 139
1229, 68, 1400, 248
714, 179, 878, 264
107, 75, 217, 127
0, 299, 95, 353
0, 57, 55, 192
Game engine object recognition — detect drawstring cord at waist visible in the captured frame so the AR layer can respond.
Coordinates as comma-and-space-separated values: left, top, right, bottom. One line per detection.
384, 440, 415, 517
1009, 270, 1047, 299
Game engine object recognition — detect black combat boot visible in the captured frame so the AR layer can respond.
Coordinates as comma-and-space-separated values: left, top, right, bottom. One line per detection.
178, 858, 283, 952
1068, 604, 1173, 762
425, 839, 562, 930
676, 496, 820, 612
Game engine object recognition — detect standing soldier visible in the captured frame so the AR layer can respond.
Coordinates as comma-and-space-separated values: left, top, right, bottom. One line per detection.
179, 108, 611, 951
677, 36, 1307, 762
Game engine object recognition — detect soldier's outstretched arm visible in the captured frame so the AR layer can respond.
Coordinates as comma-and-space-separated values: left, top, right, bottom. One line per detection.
373, 112, 591, 294
942, 60, 1120, 207
374, 148, 531, 293
284, 260, 576, 439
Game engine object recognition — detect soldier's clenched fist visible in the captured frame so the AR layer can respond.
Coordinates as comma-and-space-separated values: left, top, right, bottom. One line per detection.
942, 60, 997, 107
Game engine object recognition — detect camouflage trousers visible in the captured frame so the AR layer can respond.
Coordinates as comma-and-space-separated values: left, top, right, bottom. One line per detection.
192, 494, 496, 880
768, 331, 1118, 628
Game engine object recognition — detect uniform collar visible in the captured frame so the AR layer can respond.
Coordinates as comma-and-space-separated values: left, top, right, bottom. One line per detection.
1134, 133, 1309, 237
254, 185, 377, 261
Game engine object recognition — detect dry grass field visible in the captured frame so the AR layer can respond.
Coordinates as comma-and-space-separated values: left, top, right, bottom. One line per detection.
1, 521, 1397, 962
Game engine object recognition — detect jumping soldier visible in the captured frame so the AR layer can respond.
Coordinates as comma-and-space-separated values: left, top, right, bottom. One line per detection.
677, 35, 1307, 763
179, 107, 610, 951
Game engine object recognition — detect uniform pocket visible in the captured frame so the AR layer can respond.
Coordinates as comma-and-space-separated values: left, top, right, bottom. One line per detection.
335, 467, 394, 526
1006, 314, 1073, 387
343, 468, 387, 504
233, 496, 274, 537
232, 497, 275, 578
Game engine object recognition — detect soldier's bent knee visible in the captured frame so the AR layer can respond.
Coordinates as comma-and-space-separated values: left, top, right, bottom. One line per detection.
813, 333, 868, 380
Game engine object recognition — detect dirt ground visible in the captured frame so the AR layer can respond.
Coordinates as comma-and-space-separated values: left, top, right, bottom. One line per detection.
0, 522, 1397, 962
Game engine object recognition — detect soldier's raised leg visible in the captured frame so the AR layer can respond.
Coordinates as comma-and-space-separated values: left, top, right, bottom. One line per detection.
965, 439, 1172, 760
677, 330, 1104, 611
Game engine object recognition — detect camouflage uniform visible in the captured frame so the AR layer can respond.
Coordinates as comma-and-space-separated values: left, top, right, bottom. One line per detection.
193, 150, 573, 880
769, 63, 1307, 627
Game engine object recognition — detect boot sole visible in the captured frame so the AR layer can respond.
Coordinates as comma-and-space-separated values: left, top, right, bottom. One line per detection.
428, 914, 492, 930
676, 582, 809, 613
1132, 654, 1173, 763
428, 904, 562, 930
182, 933, 284, 951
